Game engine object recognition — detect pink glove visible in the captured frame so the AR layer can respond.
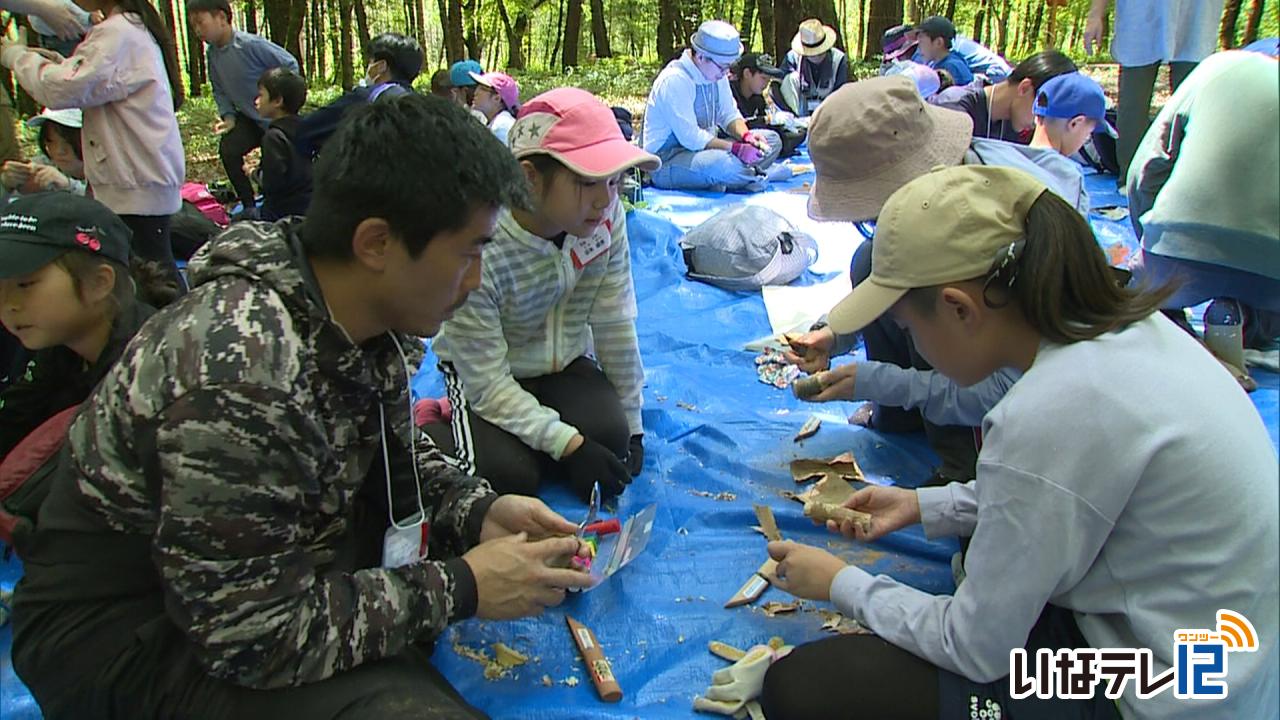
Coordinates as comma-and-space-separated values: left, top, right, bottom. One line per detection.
732, 141, 763, 165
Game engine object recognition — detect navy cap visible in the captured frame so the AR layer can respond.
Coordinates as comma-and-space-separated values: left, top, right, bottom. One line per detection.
917, 16, 957, 40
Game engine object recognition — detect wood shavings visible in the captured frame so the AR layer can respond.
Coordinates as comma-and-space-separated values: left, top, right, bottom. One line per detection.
709, 641, 746, 662
676, 400, 699, 411
562, 676, 580, 687
655, 394, 668, 402
817, 609, 872, 635
541, 674, 554, 687
793, 416, 821, 442
761, 600, 801, 617
677, 526, 689, 536
794, 470, 825, 484
689, 489, 737, 501
677, 635, 686, 643
452, 641, 530, 681
788, 163, 814, 175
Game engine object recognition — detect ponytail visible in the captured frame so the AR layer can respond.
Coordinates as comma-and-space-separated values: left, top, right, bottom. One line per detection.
116, 0, 186, 111
1002, 191, 1176, 343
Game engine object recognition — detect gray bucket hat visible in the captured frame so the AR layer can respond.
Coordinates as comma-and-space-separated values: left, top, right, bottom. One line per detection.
680, 205, 818, 291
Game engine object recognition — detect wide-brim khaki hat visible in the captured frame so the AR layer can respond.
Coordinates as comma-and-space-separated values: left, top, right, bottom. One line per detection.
792, 19, 837, 57
807, 75, 973, 223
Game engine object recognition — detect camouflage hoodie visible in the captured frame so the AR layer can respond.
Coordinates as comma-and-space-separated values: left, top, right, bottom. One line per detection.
31, 219, 496, 689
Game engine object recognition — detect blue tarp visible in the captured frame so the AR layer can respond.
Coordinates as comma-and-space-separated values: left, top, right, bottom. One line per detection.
2, 166, 1277, 720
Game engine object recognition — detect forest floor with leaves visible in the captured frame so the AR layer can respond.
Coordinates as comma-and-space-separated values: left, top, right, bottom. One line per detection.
174, 57, 1163, 187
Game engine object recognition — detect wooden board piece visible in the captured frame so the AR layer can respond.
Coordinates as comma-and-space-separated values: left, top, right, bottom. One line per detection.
793, 416, 822, 442
753, 504, 782, 542
803, 501, 872, 533
708, 641, 747, 662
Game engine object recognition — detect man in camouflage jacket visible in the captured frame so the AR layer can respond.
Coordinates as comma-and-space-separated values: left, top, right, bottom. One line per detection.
11, 94, 589, 719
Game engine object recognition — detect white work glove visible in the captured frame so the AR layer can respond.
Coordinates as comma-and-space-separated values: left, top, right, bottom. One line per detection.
693, 644, 793, 717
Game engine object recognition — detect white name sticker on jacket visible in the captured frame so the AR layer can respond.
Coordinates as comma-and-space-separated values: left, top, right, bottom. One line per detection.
570, 223, 612, 270
382, 518, 430, 569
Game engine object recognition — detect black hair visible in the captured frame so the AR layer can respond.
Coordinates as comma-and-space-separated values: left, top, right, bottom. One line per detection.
118, 1, 185, 110
38, 121, 82, 162
907, 191, 1175, 343
258, 67, 307, 115
430, 68, 453, 96
185, 0, 232, 23
1007, 50, 1077, 90
56, 252, 180, 314
368, 32, 424, 83
300, 94, 528, 260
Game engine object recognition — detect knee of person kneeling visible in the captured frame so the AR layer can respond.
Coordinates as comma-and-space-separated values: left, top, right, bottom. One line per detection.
759, 650, 828, 720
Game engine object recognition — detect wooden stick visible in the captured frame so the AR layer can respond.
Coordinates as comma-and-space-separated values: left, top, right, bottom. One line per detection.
803, 501, 872, 533
752, 504, 782, 542
566, 615, 622, 702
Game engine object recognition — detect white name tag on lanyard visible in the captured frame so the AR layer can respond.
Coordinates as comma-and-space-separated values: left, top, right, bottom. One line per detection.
570, 223, 612, 270
382, 512, 430, 569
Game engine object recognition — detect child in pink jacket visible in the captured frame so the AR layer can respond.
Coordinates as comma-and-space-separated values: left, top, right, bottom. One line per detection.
2, 0, 187, 285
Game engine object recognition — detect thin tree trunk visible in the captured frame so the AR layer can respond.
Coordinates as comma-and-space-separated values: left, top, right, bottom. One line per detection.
906, 0, 918, 23
972, 0, 987, 43
551, 0, 565, 66
284, 0, 306, 60
496, 0, 525, 68
741, 0, 757, 49
339, 0, 355, 90
563, 0, 583, 66
186, 9, 206, 96
772, 0, 797, 65
864, 0, 902, 60
1241, 0, 1265, 44
996, 0, 1010, 55
944, 0, 956, 17
1029, 0, 1044, 52
658, 0, 678, 60
757, 0, 776, 57
245, 0, 258, 34
444, 0, 466, 60
589, 0, 611, 57
353, 0, 373, 56
1044, 0, 1058, 47
1219, 0, 1243, 49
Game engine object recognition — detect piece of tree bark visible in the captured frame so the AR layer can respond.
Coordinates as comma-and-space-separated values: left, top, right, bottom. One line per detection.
1241, 0, 1264, 44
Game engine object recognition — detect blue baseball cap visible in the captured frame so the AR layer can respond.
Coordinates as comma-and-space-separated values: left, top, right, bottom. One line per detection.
449, 60, 484, 87
1034, 72, 1106, 121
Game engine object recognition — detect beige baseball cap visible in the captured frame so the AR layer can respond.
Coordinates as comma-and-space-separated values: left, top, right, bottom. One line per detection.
827, 165, 1049, 335
808, 75, 973, 223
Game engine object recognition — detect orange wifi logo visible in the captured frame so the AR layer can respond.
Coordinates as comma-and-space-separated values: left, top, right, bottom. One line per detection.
1216, 610, 1258, 652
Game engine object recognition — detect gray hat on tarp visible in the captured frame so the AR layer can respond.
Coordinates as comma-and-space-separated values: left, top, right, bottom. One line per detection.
680, 205, 818, 291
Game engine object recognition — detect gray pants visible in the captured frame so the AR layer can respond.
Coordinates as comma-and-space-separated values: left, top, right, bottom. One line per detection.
649, 129, 783, 193
1117, 61, 1197, 182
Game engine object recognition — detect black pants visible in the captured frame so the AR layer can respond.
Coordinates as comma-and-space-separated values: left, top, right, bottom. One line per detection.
1116, 61, 1196, 182
425, 357, 630, 496
220, 112, 265, 210
12, 471, 486, 719
851, 241, 978, 482
760, 605, 1122, 720
120, 213, 185, 291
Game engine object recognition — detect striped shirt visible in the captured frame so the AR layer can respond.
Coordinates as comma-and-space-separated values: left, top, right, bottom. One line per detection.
433, 202, 643, 460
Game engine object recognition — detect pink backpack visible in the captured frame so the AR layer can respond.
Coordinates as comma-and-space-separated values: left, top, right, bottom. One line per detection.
180, 182, 229, 227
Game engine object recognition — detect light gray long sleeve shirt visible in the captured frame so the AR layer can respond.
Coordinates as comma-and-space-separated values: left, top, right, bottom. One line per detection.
830, 314, 1279, 719
852, 361, 1019, 427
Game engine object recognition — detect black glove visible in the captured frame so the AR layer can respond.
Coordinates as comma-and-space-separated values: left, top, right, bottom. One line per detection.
562, 437, 631, 501
625, 434, 644, 477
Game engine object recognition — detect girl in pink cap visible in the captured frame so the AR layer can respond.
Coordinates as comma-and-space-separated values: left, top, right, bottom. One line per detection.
468, 71, 520, 145
429, 88, 660, 503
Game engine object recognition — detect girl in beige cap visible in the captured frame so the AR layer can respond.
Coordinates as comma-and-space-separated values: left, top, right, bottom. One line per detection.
759, 166, 1276, 720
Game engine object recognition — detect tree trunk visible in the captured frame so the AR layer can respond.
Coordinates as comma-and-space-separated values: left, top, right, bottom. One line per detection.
339, 0, 354, 90
863, 0, 901, 60
496, 0, 528, 68
1241, 0, 1265, 44
944, 0, 956, 17
283, 0, 306, 61
353, 0, 373, 56
757, 0, 777, 57
551, 0, 565, 66
773, 0, 798, 66
1219, 0, 1243, 49
186, 10, 206, 96
1044, 0, 1058, 47
563, 0, 583, 66
856, 0, 868, 59
905, 0, 918, 23
589, 0, 611, 57
996, 0, 1010, 55
658, 0, 678, 60
443, 0, 466, 61
1029, 0, 1044, 52
245, 0, 258, 34
971, 0, 987, 44
802, 0, 843, 48
740, 0, 757, 49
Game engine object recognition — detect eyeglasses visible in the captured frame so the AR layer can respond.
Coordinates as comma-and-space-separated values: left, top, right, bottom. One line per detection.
698, 54, 733, 73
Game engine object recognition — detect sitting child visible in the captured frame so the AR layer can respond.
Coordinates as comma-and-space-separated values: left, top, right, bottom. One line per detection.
0, 193, 179, 457
1030, 71, 1104, 157
468, 71, 519, 145
642, 20, 784, 193
915, 16, 974, 86
254, 67, 312, 220
729, 53, 806, 159
1, 108, 87, 199
428, 88, 659, 501
761, 165, 1278, 720
933, 50, 1077, 143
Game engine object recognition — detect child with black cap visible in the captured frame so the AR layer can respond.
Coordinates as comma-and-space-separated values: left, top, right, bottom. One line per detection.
915, 16, 974, 86
730, 53, 806, 159
0, 193, 178, 457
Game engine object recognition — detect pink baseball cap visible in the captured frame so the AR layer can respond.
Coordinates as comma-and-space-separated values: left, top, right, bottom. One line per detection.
508, 88, 660, 178
469, 72, 520, 111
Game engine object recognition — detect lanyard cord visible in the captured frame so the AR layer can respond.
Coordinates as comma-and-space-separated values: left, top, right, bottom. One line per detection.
382, 332, 426, 529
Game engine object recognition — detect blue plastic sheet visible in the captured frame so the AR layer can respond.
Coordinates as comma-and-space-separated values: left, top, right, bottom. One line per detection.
2, 167, 1277, 720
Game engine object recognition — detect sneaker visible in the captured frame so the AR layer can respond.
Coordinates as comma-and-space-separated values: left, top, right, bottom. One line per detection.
231, 206, 261, 223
